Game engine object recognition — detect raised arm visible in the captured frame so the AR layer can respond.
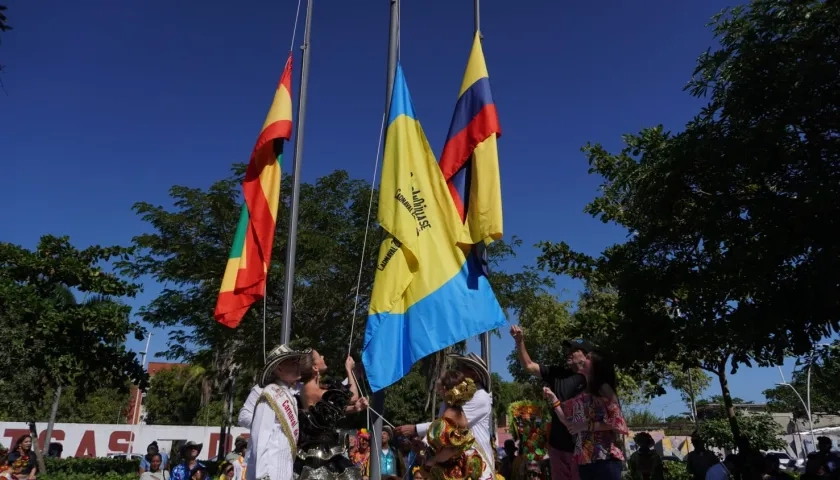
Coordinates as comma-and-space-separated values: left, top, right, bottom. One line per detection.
510, 325, 541, 376
344, 356, 361, 403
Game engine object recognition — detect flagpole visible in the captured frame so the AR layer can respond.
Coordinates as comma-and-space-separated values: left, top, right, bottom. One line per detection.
473, 0, 497, 468
280, 0, 314, 345
369, 2, 399, 479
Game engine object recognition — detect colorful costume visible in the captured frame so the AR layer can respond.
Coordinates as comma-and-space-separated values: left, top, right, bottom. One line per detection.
420, 379, 485, 480
294, 382, 362, 480
507, 401, 550, 480
349, 430, 370, 474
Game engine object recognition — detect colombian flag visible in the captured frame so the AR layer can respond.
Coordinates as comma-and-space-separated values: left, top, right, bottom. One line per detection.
361, 65, 506, 392
439, 33, 503, 245
214, 53, 294, 328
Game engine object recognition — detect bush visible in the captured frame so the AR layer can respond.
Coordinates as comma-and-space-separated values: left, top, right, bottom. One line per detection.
663, 460, 691, 480
41, 474, 135, 480
44, 458, 139, 475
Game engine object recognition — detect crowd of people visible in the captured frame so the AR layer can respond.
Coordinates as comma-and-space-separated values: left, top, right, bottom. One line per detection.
2, 326, 839, 480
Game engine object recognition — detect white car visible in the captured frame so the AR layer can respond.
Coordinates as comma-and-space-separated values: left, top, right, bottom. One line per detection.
763, 451, 805, 473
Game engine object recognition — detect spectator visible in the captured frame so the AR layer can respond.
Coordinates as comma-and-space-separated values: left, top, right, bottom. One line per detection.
499, 439, 516, 480
764, 455, 794, 480
47, 442, 63, 459
815, 437, 840, 475
189, 465, 208, 480
706, 454, 737, 480
628, 432, 665, 480
7, 434, 37, 480
510, 325, 590, 480
398, 436, 422, 480
686, 433, 719, 480
0, 446, 11, 480
543, 350, 628, 480
225, 437, 247, 480
803, 452, 829, 480
141, 441, 170, 474
140, 453, 170, 480
215, 461, 235, 480
171, 442, 205, 480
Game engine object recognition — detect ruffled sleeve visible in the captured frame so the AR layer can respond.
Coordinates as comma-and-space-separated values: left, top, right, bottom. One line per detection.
600, 398, 628, 435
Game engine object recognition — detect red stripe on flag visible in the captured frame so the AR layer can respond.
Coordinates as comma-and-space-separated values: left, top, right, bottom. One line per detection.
438, 104, 500, 182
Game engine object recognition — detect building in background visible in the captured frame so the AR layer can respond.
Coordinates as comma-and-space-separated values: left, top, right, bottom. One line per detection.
126, 362, 188, 425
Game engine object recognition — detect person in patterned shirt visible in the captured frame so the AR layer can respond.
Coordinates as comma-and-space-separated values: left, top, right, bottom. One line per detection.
171, 442, 206, 480
543, 351, 628, 480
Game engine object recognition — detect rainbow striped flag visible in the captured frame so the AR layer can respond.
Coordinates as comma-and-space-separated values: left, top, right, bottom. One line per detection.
214, 53, 294, 328
439, 33, 503, 246
361, 65, 506, 392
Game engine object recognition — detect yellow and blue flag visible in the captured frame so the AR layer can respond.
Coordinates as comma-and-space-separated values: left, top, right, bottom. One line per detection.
361, 64, 506, 392
439, 33, 503, 245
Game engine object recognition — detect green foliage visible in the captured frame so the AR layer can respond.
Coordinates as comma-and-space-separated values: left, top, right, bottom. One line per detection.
537, 0, 840, 443
696, 395, 749, 409
505, 293, 572, 381
40, 474, 136, 480
0, 236, 147, 416
383, 370, 429, 427
624, 408, 663, 427
662, 460, 691, 480
491, 372, 540, 422
764, 342, 840, 417
665, 366, 711, 418
0, 383, 131, 423
43, 457, 139, 475
697, 412, 784, 451
120, 168, 379, 399
144, 365, 205, 425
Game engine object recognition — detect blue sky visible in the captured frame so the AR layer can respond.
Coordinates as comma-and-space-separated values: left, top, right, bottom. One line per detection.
1, 0, 802, 416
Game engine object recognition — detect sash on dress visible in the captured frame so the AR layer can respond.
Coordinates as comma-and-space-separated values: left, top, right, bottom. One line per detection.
258, 384, 300, 456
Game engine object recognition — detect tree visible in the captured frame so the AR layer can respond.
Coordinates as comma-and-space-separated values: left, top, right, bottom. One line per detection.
120, 168, 381, 413
382, 370, 429, 427
0, 385, 130, 424
666, 366, 712, 422
125, 167, 552, 420
0, 236, 147, 472
698, 412, 784, 452
624, 408, 663, 428
490, 373, 540, 424
538, 0, 840, 444
143, 366, 203, 425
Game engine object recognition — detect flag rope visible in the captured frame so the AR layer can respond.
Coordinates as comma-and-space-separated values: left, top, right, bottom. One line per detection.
289, 0, 304, 53
346, 112, 387, 358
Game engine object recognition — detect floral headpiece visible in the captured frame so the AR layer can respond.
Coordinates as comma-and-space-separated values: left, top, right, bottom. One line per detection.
357, 428, 370, 440
444, 378, 477, 407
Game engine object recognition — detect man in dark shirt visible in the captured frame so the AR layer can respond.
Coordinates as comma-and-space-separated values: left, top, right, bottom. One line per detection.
510, 325, 590, 480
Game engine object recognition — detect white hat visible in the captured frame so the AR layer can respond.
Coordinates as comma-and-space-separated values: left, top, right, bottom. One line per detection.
447, 352, 491, 392
259, 345, 310, 387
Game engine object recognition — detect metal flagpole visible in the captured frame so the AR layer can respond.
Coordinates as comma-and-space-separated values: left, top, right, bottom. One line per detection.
473, 1, 497, 471
369, 2, 399, 479
281, 0, 314, 345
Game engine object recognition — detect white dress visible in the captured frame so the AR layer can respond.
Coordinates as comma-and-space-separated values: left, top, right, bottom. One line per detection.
416, 388, 494, 480
247, 383, 298, 480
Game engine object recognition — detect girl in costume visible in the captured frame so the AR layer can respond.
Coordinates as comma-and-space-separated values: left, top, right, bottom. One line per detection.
418, 370, 485, 480
294, 351, 369, 480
